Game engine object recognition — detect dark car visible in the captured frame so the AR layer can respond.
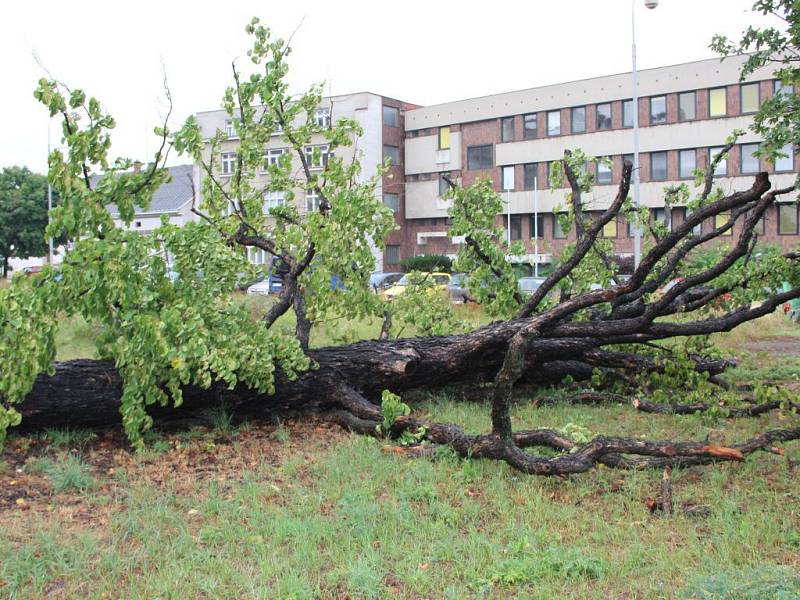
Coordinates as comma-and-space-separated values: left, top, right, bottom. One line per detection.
369, 271, 403, 293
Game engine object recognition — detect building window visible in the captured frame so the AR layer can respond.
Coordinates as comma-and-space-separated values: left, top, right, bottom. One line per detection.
709, 146, 728, 176
509, 215, 522, 241
778, 204, 798, 235
653, 207, 671, 230
523, 113, 538, 139
383, 145, 400, 166
438, 126, 450, 149
225, 120, 237, 138
571, 106, 586, 134
596, 160, 612, 184
263, 148, 286, 170
650, 96, 667, 125
304, 145, 329, 169
383, 105, 399, 127
601, 215, 617, 238
315, 107, 331, 128
709, 87, 727, 117
523, 163, 538, 190
650, 152, 667, 181
501, 117, 515, 142
774, 143, 794, 172
467, 145, 493, 170
740, 143, 760, 174
774, 80, 794, 96
305, 190, 321, 213
715, 210, 733, 235
385, 245, 401, 264
547, 110, 561, 136
383, 192, 399, 212
740, 83, 760, 114
553, 212, 567, 238
264, 190, 285, 211
684, 208, 702, 236
622, 100, 634, 128
597, 103, 612, 130
439, 173, 451, 196
530, 214, 545, 239
679, 92, 696, 121
679, 149, 696, 179
501, 165, 515, 191
221, 152, 237, 176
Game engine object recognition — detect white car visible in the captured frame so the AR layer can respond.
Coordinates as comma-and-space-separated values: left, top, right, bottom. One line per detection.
246, 280, 275, 296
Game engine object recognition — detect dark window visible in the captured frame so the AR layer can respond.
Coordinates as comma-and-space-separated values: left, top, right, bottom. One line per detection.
650, 96, 667, 124
523, 113, 538, 139
679, 92, 695, 121
547, 111, 561, 136
439, 173, 450, 196
523, 163, 539, 190
597, 103, 612, 130
509, 215, 522, 241
382, 105, 399, 127
467, 145, 493, 170
679, 149, 696, 179
778, 204, 798, 234
622, 100, 634, 128
571, 106, 586, 134
740, 143, 760, 174
383, 193, 399, 212
530, 214, 545, 238
383, 145, 400, 166
596, 159, 612, 184
741, 83, 759, 114
653, 207, 671, 230
651, 152, 667, 181
501, 117, 515, 142
385, 245, 400, 264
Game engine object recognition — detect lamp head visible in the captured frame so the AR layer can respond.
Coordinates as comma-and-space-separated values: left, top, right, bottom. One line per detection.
644, 0, 659, 8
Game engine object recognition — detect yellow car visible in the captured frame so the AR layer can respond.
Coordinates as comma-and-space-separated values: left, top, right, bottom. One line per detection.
381, 272, 451, 300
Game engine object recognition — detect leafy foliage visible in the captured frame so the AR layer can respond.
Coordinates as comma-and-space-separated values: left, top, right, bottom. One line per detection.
0, 166, 53, 276
399, 253, 452, 273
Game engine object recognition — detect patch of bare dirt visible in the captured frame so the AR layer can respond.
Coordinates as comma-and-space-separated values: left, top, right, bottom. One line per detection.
741, 336, 800, 356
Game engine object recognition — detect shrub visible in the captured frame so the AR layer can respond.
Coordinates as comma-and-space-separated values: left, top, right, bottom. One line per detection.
399, 254, 452, 273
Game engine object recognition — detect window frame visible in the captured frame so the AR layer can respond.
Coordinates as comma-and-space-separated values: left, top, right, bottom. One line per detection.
678, 91, 696, 121
740, 83, 760, 115
304, 144, 330, 169
382, 105, 399, 127
596, 159, 612, 184
263, 189, 286, 211
466, 145, 493, 170
601, 214, 618, 238
263, 147, 287, 171
778, 203, 799, 235
224, 119, 237, 139
596, 103, 613, 130
385, 245, 401, 265
501, 165, 515, 191
438, 126, 450, 150
740, 143, 760, 175
546, 110, 561, 136
649, 95, 667, 125
383, 192, 399, 213
709, 87, 727, 118
709, 146, 728, 176
509, 215, 522, 241
622, 99, 634, 129
653, 207, 672, 231
314, 107, 331, 128
501, 117, 515, 142
571, 106, 586, 134
678, 148, 696, 179
523, 113, 538, 139
773, 143, 795, 172
714, 210, 734, 236
650, 151, 668, 181
553, 212, 568, 239
530, 213, 545, 239
383, 144, 400, 167
439, 173, 451, 197
220, 152, 237, 176
523, 163, 538, 190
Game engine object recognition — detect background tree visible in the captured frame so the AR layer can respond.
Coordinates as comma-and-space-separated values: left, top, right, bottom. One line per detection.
0, 166, 51, 277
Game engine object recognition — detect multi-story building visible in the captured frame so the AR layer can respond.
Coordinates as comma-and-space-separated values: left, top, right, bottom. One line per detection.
393, 54, 798, 270
194, 92, 417, 268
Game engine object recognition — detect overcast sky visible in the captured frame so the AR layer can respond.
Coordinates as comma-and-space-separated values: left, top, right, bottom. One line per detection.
1, 0, 776, 172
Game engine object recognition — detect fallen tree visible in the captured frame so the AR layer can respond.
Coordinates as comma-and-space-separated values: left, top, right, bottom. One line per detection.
3, 13, 800, 476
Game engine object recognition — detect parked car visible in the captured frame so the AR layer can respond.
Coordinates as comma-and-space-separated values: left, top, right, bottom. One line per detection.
369, 271, 403, 293
247, 257, 288, 295
518, 276, 546, 296
381, 272, 451, 300
447, 273, 470, 303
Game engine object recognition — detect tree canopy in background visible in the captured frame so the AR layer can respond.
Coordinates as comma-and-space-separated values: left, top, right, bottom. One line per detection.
0, 166, 51, 276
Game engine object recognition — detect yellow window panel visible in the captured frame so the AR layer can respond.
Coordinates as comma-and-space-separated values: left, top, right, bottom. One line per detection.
709, 88, 727, 117
439, 126, 450, 150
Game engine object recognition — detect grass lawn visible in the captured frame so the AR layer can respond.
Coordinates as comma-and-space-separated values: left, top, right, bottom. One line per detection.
2, 311, 799, 598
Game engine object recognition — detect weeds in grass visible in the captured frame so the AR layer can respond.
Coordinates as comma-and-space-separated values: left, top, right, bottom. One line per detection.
209, 405, 234, 434
680, 565, 800, 599
29, 454, 96, 493
271, 420, 289, 443
41, 428, 97, 449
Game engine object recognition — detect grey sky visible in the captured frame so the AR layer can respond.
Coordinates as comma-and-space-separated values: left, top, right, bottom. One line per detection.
1, 0, 775, 172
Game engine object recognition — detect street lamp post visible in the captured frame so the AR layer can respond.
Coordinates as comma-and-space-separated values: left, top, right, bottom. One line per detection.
632, 0, 659, 271
47, 120, 53, 264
